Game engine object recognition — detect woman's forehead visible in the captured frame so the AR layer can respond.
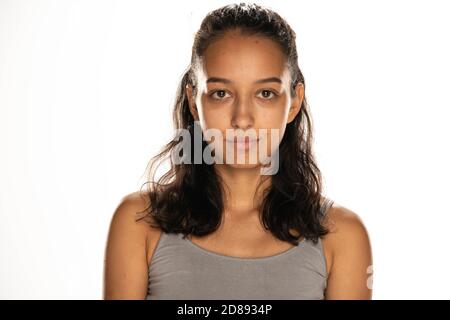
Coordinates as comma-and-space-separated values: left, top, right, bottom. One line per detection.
202, 35, 286, 78
199, 34, 289, 85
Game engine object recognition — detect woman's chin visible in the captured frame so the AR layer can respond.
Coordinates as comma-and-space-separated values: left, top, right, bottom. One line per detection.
221, 162, 262, 170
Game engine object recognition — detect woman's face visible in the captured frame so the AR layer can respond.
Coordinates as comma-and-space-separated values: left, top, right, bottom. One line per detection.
186, 30, 304, 170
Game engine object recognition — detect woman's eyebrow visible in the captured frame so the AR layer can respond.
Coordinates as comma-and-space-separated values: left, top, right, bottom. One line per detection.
206, 77, 282, 84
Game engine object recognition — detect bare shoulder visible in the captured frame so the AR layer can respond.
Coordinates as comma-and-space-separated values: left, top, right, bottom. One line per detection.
321, 202, 373, 299
116, 191, 162, 260
103, 191, 161, 299
322, 202, 371, 247
114, 191, 152, 228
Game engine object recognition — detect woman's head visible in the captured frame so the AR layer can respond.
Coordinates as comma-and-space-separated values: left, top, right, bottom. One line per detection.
184, 3, 305, 169
140, 3, 329, 245
187, 3, 304, 100
186, 29, 304, 169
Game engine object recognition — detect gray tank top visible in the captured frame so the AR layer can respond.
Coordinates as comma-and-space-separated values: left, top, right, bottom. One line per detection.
146, 198, 334, 300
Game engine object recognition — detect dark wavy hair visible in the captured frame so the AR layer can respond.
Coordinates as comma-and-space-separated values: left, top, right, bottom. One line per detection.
137, 2, 330, 245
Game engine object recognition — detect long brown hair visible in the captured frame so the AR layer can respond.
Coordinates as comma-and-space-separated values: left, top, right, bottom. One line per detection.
137, 3, 329, 245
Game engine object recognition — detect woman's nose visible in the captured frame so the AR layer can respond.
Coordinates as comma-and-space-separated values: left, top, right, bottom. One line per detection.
230, 98, 254, 130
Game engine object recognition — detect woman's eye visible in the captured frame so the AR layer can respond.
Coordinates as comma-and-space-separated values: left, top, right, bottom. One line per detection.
210, 90, 230, 100
209, 89, 276, 100
258, 90, 276, 99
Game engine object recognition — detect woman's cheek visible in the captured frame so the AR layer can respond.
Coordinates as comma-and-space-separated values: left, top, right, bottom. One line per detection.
195, 101, 217, 128
201, 108, 228, 131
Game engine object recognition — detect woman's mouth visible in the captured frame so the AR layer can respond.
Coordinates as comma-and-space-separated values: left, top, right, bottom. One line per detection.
226, 137, 259, 151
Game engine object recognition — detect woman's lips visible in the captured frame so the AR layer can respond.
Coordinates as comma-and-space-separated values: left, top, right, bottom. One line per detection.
225, 137, 259, 151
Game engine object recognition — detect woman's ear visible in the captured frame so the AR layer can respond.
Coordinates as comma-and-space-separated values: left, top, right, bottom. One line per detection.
287, 83, 304, 124
186, 84, 199, 121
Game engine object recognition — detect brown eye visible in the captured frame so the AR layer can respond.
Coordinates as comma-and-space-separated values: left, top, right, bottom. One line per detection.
210, 90, 230, 100
258, 90, 276, 99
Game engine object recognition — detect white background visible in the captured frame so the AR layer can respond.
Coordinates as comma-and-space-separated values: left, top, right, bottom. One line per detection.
1, 0, 449, 299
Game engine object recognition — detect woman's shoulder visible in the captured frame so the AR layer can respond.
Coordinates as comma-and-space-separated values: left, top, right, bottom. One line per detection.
113, 191, 153, 225
322, 201, 369, 240
104, 190, 167, 299
320, 201, 373, 299
321, 201, 372, 274
112, 191, 163, 262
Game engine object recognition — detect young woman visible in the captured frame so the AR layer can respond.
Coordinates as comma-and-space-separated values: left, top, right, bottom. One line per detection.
103, 3, 373, 300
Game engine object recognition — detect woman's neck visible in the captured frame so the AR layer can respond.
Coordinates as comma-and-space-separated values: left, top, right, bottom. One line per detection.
214, 164, 272, 215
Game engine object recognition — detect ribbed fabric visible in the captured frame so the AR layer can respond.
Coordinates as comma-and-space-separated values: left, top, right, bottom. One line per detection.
146, 198, 334, 300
